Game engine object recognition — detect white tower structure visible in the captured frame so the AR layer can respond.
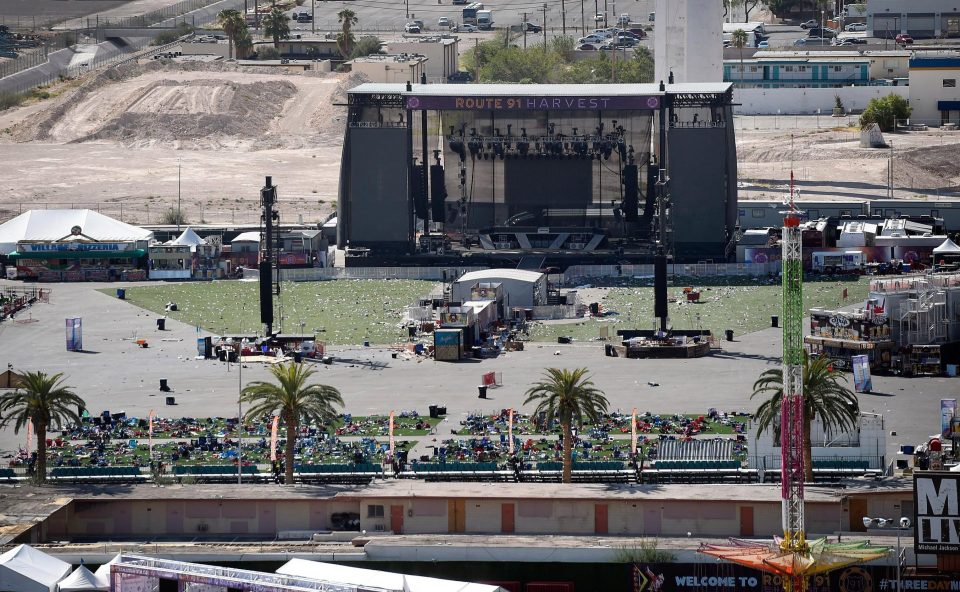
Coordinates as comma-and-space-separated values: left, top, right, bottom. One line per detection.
654, 0, 723, 84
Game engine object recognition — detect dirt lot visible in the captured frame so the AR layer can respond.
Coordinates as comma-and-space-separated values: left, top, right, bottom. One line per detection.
0, 60, 360, 225
0, 58, 958, 227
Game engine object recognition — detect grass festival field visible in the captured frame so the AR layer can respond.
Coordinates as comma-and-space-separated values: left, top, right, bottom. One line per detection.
105, 277, 870, 345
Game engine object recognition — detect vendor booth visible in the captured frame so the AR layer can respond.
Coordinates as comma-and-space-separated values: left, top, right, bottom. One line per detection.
0, 210, 151, 282
0, 544, 71, 592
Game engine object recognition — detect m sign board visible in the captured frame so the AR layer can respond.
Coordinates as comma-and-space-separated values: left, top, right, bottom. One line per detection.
915, 472, 960, 553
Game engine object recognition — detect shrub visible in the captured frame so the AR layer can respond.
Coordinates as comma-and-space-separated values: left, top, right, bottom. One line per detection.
258, 46, 281, 60
860, 94, 911, 132
160, 207, 188, 225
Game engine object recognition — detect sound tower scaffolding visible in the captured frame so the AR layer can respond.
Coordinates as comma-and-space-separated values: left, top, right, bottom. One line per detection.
654, 81, 671, 332
259, 176, 281, 336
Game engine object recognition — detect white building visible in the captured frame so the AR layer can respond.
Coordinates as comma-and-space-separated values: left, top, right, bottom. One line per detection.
349, 54, 427, 84
450, 269, 547, 309
747, 413, 887, 472
383, 37, 459, 81
867, 0, 960, 39
654, 0, 723, 83
909, 53, 960, 126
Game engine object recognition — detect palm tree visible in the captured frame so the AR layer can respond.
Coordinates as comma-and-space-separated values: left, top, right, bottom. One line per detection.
524, 368, 609, 483
731, 28, 748, 88
262, 7, 290, 50
241, 362, 343, 484
0, 371, 84, 484
337, 9, 359, 58
751, 353, 860, 482
217, 9, 245, 60
234, 27, 254, 59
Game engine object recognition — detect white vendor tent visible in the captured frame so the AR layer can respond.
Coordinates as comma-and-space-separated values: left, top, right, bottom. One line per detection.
0, 544, 71, 592
934, 238, 960, 254
277, 558, 503, 592
57, 566, 107, 592
0, 210, 153, 255
168, 228, 206, 251
92, 554, 120, 586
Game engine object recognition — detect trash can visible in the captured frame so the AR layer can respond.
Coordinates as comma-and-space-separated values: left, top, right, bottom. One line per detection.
218, 350, 227, 362
478, 385, 488, 399
156, 318, 166, 330
293, 351, 302, 363
391, 352, 398, 359
437, 406, 447, 416
725, 329, 734, 341
159, 379, 169, 391
228, 350, 239, 363
771, 315, 779, 328
429, 404, 439, 418
116, 288, 126, 299
165, 396, 176, 406
363, 340, 370, 347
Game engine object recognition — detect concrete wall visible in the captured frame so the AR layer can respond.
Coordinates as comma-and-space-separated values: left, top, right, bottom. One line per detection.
733, 86, 910, 115
178, 41, 230, 58
350, 57, 426, 84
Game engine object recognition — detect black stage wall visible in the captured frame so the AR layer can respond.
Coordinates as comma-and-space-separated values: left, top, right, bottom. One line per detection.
504, 159, 593, 215
346, 127, 411, 250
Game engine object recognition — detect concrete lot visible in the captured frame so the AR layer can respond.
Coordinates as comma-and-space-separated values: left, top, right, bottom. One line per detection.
0, 279, 953, 465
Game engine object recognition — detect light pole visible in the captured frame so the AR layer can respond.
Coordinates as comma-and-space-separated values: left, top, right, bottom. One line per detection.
237, 352, 243, 484
863, 516, 911, 591
821, 10, 825, 46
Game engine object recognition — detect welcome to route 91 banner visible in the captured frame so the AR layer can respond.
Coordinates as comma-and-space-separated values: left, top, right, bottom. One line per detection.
632, 564, 959, 592
403, 95, 662, 111
916, 472, 960, 553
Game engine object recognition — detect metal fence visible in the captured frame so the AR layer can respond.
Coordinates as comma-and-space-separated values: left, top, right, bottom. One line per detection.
272, 266, 487, 282
563, 262, 782, 282
0, 46, 49, 79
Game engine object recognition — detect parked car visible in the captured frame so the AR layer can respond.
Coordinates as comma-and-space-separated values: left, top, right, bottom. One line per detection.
807, 27, 837, 38
447, 71, 473, 83
454, 23, 477, 32
577, 34, 605, 44
577, 42, 599, 51
795, 37, 828, 45
834, 37, 866, 46
593, 12, 605, 22
616, 13, 630, 25
404, 22, 422, 33
438, 16, 451, 27
610, 35, 638, 47
896, 33, 914, 44
844, 22, 866, 32
757, 40, 769, 48
800, 19, 818, 29
520, 21, 542, 33
627, 27, 647, 38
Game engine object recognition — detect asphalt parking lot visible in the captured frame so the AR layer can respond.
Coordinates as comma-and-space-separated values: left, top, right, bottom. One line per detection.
0, 280, 955, 465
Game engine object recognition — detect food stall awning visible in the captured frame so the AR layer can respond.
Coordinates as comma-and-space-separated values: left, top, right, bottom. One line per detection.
8, 249, 146, 260
804, 336, 894, 350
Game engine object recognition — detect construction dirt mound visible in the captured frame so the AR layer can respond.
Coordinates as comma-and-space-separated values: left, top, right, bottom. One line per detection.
83, 78, 297, 148
9, 60, 352, 150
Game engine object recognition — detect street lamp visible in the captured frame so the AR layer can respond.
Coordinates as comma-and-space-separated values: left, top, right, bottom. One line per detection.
821, 10, 825, 46
862, 516, 911, 591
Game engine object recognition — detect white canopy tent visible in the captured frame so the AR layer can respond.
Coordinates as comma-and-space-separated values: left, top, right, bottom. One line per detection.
934, 238, 960, 254
0, 544, 71, 592
168, 228, 206, 251
0, 210, 153, 255
277, 559, 503, 592
57, 566, 107, 592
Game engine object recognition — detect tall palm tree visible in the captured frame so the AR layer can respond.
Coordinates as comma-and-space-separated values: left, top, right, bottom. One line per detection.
262, 7, 290, 50
217, 9, 245, 60
337, 9, 359, 58
751, 353, 860, 482
524, 368, 609, 483
0, 371, 84, 484
241, 362, 343, 484
731, 28, 748, 88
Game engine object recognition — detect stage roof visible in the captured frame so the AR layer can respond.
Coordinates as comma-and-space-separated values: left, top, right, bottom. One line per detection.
350, 82, 733, 97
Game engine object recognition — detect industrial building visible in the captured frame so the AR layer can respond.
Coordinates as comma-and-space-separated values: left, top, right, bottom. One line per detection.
449, 269, 547, 309
867, 0, 960, 39
348, 54, 428, 84
337, 82, 739, 266
908, 53, 960, 126
383, 37, 459, 82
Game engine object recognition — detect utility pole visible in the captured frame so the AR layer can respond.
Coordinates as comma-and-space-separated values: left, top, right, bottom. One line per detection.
523, 12, 528, 48
543, 4, 548, 45
405, 0, 409, 19
474, 38, 479, 80
177, 157, 182, 232
311, 0, 315, 34
580, 0, 585, 36
561, 0, 566, 36
603, 0, 608, 27
594, 0, 598, 29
